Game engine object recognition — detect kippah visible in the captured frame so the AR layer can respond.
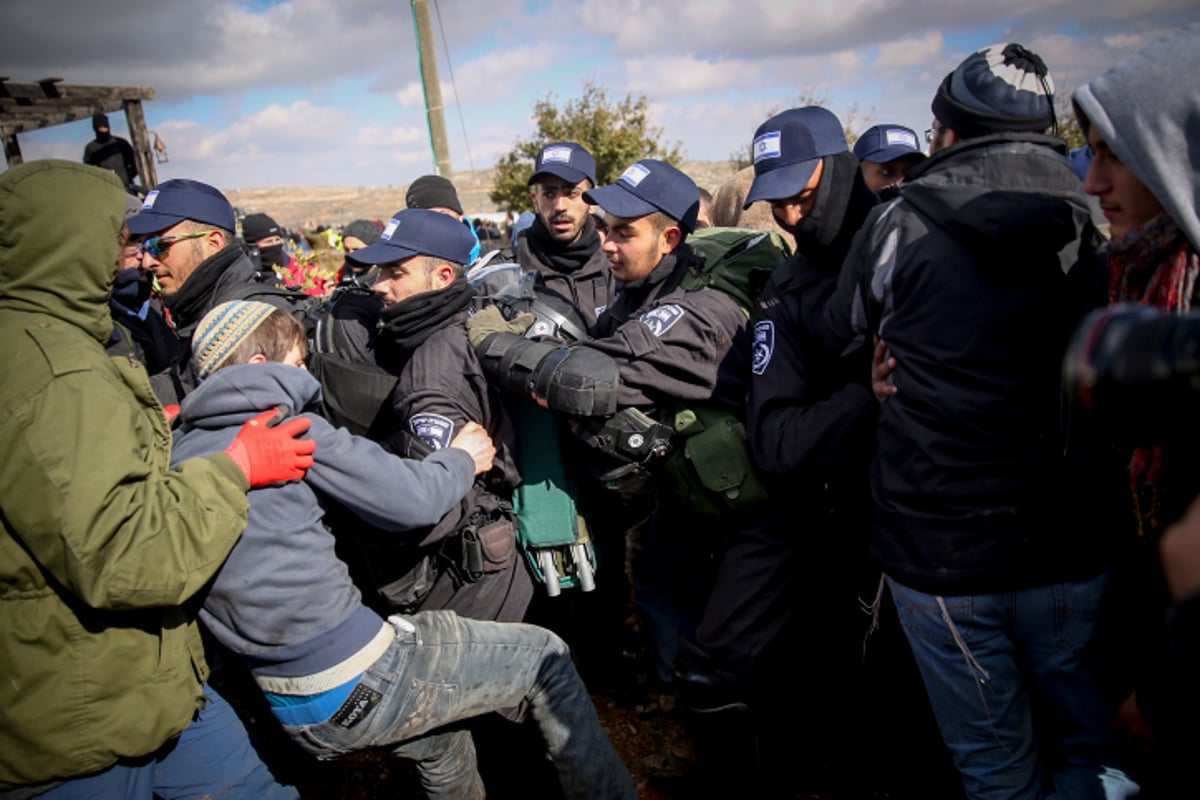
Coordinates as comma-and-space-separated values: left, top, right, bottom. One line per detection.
193, 301, 276, 379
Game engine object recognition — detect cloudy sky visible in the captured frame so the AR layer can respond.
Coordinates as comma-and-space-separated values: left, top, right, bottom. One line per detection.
3, 0, 1196, 191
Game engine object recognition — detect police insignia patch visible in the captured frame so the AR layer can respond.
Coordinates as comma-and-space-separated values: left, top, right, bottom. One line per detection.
752, 320, 775, 375
638, 304, 685, 337
409, 413, 454, 450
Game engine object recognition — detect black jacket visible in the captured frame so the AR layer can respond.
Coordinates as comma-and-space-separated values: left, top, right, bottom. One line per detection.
747, 169, 878, 502
517, 219, 615, 333
587, 244, 751, 412
823, 132, 1108, 594
352, 293, 531, 623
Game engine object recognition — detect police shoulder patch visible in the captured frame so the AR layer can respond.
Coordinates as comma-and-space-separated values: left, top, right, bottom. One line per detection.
752, 320, 775, 375
638, 303, 685, 338
409, 412, 454, 450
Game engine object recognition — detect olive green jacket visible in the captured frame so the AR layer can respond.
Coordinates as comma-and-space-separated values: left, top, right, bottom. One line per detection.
0, 161, 250, 789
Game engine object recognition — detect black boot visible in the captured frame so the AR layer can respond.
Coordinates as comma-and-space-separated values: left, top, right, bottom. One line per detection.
672, 639, 770, 797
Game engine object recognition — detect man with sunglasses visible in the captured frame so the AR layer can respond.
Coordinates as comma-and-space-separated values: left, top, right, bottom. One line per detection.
128, 178, 293, 393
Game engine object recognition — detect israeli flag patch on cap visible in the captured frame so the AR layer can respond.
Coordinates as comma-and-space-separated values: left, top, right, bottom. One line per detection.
409, 413, 454, 450
620, 163, 651, 187
753, 131, 782, 163
141, 190, 159, 210
542, 146, 573, 164
638, 303, 684, 338
752, 320, 775, 375
381, 218, 400, 240
886, 129, 918, 150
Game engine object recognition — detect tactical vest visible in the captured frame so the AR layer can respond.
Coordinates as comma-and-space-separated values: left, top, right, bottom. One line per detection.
659, 227, 791, 516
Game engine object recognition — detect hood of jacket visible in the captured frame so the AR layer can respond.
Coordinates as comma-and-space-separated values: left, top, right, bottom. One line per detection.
0, 160, 125, 344
178, 362, 323, 431
1072, 23, 1200, 251
900, 132, 1093, 274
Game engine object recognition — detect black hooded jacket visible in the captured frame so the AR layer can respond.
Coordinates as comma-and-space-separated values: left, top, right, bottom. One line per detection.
822, 132, 1109, 594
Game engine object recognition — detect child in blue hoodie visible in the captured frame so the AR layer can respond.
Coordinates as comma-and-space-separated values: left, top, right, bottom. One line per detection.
171, 300, 635, 800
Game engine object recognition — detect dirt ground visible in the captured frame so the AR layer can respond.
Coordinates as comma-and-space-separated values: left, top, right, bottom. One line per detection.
223, 161, 740, 230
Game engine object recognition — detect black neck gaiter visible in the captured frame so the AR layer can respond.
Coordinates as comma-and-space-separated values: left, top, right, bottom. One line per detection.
165, 245, 242, 329
777, 152, 876, 262
526, 214, 602, 272
376, 277, 475, 367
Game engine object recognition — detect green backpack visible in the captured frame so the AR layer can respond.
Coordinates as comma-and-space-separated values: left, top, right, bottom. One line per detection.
679, 226, 792, 317
659, 227, 792, 515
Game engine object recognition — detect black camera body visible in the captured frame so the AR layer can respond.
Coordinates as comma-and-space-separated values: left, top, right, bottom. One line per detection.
1064, 304, 1200, 444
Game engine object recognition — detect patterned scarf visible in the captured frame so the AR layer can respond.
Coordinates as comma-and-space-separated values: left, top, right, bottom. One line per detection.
1108, 211, 1200, 535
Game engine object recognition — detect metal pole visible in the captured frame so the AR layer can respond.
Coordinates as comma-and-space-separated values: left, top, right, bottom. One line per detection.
411, 0, 452, 179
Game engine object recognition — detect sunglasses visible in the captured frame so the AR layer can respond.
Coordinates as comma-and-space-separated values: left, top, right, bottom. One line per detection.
138, 230, 215, 259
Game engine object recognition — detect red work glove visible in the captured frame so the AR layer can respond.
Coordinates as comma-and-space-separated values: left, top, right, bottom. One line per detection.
163, 404, 181, 425
224, 407, 316, 487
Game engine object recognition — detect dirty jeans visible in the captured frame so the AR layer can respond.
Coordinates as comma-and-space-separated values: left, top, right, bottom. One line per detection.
279, 610, 636, 800
888, 574, 1139, 800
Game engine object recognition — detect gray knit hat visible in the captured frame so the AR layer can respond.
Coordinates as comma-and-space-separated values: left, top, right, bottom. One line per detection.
931, 43, 1055, 138
193, 301, 276, 379
342, 219, 382, 246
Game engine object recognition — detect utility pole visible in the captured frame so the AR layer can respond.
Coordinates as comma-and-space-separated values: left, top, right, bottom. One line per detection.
411, 0, 452, 179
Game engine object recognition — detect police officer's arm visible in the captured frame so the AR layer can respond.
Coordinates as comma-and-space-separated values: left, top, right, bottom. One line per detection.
390, 335, 489, 451
747, 289, 875, 480
1, 369, 250, 610
584, 291, 748, 408
475, 332, 620, 417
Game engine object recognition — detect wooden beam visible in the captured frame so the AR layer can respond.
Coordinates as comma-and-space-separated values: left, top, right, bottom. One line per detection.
0, 80, 158, 173
123, 99, 156, 189
1, 109, 104, 133
0, 81, 154, 102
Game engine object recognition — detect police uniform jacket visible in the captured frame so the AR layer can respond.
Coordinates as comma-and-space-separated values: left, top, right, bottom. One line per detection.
748, 247, 876, 498
373, 288, 531, 622
588, 242, 751, 412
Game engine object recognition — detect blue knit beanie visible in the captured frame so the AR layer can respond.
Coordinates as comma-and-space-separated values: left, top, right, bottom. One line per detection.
932, 43, 1055, 138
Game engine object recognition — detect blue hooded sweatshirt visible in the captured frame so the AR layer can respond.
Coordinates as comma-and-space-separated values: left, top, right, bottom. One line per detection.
171, 362, 475, 682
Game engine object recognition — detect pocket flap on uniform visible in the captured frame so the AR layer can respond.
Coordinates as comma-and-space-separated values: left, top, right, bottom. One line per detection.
684, 418, 747, 494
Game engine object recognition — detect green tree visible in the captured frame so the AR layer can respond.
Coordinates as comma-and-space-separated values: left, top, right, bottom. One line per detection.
489, 81, 684, 213
1055, 95, 1086, 150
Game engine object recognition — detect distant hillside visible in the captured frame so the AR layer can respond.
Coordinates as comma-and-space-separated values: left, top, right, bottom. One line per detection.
224, 160, 740, 230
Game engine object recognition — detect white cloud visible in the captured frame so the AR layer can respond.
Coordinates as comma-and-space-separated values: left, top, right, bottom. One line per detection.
6, 0, 1198, 190
396, 83, 428, 108
623, 55, 764, 97
875, 31, 945, 69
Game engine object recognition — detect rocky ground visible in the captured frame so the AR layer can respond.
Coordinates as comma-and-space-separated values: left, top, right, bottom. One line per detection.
223, 161, 741, 230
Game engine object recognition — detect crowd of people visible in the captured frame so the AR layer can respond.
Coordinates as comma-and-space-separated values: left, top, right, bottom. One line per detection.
2, 26, 1199, 800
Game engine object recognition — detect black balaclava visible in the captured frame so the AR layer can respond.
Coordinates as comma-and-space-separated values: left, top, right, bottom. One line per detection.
259, 245, 288, 268
776, 151, 870, 256
92, 113, 112, 143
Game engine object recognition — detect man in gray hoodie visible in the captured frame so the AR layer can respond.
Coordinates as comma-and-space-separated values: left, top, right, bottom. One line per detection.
1072, 23, 1200, 793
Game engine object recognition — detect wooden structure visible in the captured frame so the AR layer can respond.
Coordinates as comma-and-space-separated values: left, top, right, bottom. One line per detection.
0, 77, 158, 187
